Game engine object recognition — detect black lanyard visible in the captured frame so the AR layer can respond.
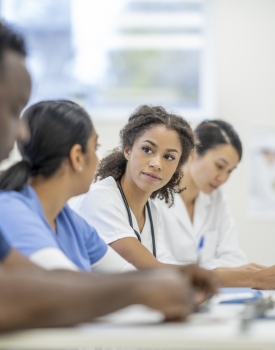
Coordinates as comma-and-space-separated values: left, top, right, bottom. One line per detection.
117, 180, 156, 257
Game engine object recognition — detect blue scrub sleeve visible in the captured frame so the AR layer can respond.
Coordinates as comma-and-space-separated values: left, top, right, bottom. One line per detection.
0, 196, 59, 257
85, 225, 108, 264
0, 231, 11, 261
61, 205, 108, 267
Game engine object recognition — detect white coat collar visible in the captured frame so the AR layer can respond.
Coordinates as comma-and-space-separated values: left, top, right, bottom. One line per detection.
170, 191, 213, 243
193, 191, 212, 235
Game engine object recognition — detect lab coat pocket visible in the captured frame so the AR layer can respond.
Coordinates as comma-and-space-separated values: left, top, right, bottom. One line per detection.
201, 230, 218, 263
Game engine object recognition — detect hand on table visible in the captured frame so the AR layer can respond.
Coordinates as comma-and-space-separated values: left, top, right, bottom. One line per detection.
178, 264, 219, 304
215, 263, 267, 272
252, 265, 275, 290
137, 268, 194, 321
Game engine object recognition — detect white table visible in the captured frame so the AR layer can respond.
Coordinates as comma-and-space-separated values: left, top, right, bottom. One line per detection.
1, 294, 275, 349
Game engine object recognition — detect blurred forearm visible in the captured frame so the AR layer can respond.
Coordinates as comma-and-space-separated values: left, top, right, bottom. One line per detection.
0, 268, 141, 331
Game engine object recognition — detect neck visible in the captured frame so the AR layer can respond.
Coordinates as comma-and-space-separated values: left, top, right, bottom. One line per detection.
120, 170, 150, 221
180, 165, 200, 205
30, 174, 73, 232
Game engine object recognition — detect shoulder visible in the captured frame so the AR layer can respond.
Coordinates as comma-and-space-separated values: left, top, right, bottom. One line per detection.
0, 187, 35, 215
90, 176, 119, 198
73, 176, 123, 212
0, 190, 57, 255
62, 204, 97, 235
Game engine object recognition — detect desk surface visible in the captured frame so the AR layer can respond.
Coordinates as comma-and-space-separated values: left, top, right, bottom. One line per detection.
1, 294, 275, 349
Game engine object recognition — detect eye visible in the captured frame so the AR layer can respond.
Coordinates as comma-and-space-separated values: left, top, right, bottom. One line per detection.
164, 154, 175, 161
96, 143, 101, 150
216, 163, 224, 170
142, 146, 153, 154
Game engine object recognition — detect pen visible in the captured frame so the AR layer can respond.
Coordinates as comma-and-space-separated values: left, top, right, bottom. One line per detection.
197, 235, 205, 266
195, 235, 213, 313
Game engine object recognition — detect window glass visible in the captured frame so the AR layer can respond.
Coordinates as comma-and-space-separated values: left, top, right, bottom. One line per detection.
1, 0, 215, 120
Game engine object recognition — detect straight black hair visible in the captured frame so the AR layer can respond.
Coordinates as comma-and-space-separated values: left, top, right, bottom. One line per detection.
195, 119, 242, 161
0, 100, 93, 192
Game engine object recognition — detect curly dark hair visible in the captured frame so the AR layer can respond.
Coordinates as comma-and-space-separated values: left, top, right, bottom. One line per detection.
96, 105, 198, 206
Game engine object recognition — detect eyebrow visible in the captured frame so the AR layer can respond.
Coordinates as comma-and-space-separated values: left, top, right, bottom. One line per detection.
218, 158, 229, 165
142, 140, 179, 153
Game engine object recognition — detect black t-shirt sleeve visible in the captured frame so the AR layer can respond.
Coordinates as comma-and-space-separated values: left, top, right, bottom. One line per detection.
0, 231, 11, 261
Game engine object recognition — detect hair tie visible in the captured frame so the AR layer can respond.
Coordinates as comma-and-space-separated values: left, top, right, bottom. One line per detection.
22, 157, 33, 168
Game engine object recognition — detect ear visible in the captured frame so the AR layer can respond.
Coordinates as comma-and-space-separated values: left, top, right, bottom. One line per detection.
123, 146, 131, 161
188, 149, 197, 163
69, 144, 84, 173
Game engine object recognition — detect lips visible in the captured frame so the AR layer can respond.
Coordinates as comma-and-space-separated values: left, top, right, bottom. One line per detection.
142, 172, 162, 182
209, 184, 218, 190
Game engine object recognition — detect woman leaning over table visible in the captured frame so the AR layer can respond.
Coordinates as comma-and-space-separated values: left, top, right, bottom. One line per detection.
156, 120, 265, 271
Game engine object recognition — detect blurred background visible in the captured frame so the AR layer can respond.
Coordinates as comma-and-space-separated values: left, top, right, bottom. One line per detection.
1, 0, 275, 266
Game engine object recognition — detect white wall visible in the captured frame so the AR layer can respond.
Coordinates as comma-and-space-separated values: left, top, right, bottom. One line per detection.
97, 0, 275, 266
216, 0, 275, 265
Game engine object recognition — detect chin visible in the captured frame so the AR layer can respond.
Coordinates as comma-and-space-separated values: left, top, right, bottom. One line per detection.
202, 187, 215, 194
138, 179, 161, 194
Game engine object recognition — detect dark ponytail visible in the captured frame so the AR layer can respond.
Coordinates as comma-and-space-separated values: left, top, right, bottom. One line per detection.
96, 105, 197, 206
0, 100, 93, 192
195, 120, 242, 161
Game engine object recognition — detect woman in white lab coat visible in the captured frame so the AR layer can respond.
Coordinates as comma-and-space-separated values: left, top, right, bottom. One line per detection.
73, 105, 198, 268
157, 120, 265, 271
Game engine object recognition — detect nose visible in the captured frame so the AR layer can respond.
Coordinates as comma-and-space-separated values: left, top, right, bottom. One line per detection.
216, 172, 229, 184
17, 118, 30, 145
149, 154, 162, 171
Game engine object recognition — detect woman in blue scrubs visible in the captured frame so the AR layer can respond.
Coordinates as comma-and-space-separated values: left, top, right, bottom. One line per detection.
0, 100, 135, 272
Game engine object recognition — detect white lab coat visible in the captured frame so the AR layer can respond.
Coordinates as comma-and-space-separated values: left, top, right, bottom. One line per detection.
73, 176, 176, 264
156, 188, 247, 269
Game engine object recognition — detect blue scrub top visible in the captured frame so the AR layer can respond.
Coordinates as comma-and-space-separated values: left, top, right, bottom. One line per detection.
0, 186, 107, 271
0, 231, 11, 261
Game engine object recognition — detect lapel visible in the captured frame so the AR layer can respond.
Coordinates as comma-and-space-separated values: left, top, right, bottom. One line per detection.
193, 192, 212, 237
173, 194, 195, 242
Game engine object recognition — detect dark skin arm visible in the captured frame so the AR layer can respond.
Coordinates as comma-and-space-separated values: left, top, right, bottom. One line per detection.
0, 249, 199, 331
2, 248, 42, 271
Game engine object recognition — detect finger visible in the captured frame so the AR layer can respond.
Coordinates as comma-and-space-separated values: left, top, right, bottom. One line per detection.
193, 273, 219, 294
193, 291, 207, 305
250, 263, 267, 269
164, 305, 192, 322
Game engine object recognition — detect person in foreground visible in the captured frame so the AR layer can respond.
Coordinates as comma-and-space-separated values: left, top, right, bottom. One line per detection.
0, 22, 217, 330
157, 120, 265, 271
73, 106, 275, 289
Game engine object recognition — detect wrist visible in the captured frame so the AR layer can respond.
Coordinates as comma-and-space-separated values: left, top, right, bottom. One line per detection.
213, 270, 254, 288
250, 270, 261, 289
129, 270, 153, 305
